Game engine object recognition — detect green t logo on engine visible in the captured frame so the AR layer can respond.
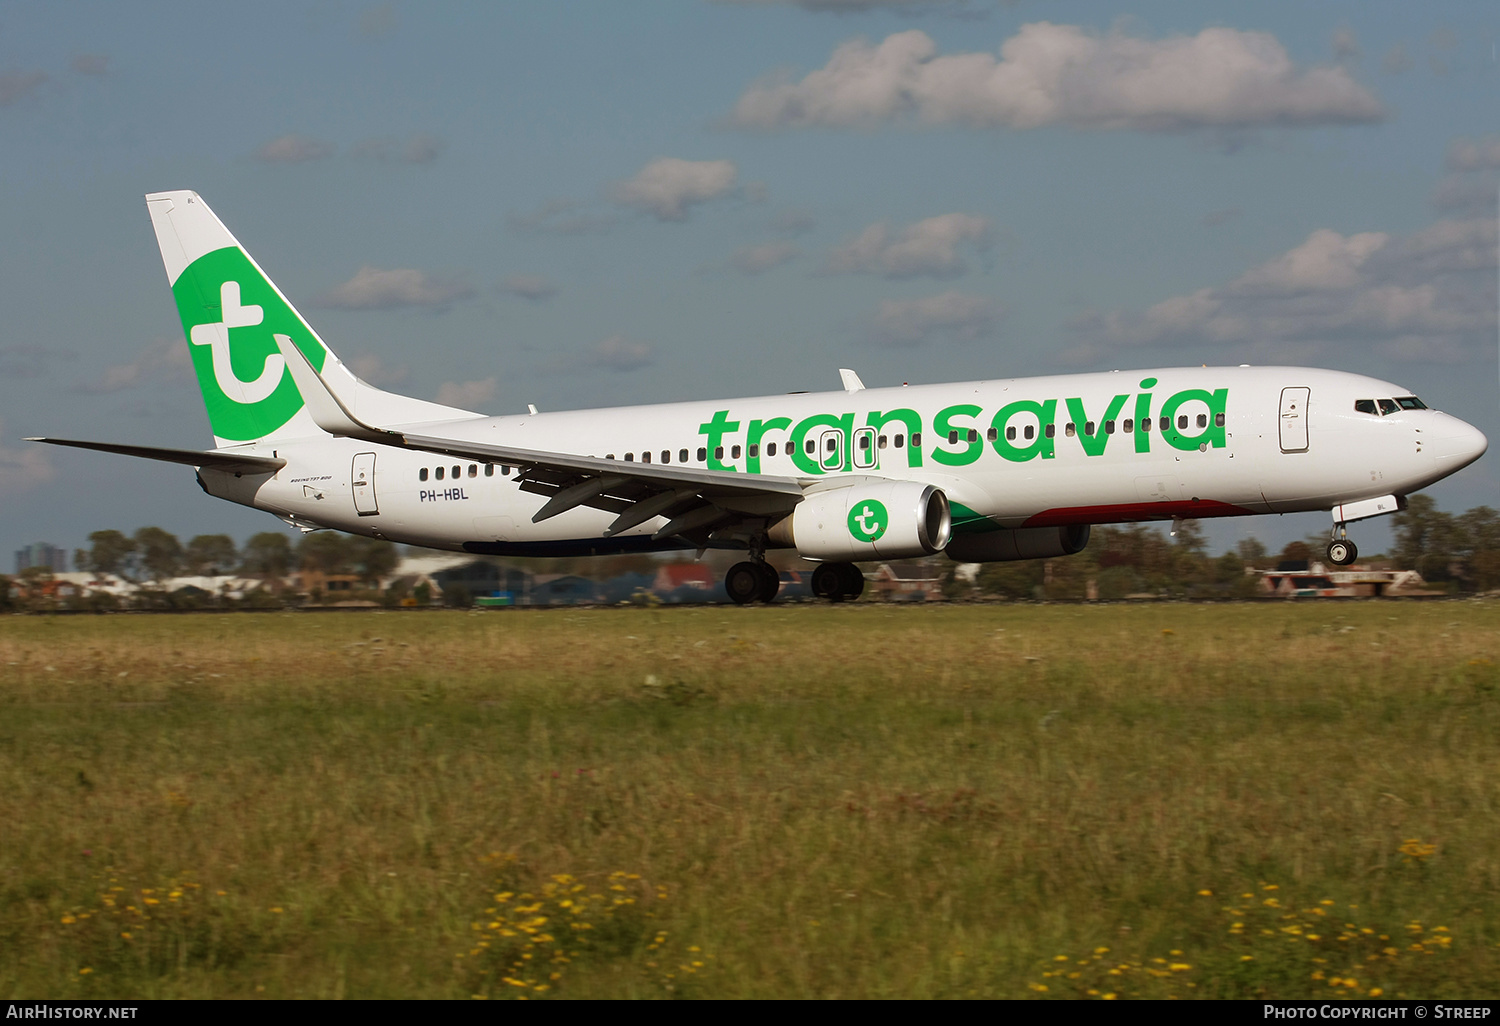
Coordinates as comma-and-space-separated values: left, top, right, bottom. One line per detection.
847, 500, 888, 543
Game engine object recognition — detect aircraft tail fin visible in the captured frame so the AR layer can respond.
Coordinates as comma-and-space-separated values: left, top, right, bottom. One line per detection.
145, 191, 480, 447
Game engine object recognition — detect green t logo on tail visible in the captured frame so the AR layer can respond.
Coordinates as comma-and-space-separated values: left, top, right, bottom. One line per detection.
172, 247, 326, 442
848, 500, 888, 543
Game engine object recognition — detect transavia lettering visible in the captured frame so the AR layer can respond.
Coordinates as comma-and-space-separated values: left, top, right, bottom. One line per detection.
699, 380, 1230, 475
5, 1008, 139, 1019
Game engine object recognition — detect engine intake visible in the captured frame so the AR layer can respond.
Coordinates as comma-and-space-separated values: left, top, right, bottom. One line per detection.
771, 482, 951, 561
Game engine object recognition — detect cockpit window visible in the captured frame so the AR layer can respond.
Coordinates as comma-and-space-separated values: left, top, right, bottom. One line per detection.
1396, 396, 1427, 410
1378, 398, 1399, 416
1354, 399, 1376, 415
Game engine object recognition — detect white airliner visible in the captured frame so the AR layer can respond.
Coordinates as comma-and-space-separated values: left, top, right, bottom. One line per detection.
31, 192, 1489, 603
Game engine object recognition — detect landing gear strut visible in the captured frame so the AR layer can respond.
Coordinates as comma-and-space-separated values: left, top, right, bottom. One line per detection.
1327, 523, 1358, 567
811, 562, 865, 602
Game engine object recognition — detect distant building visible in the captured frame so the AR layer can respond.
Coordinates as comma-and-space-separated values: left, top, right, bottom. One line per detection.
1252, 562, 1431, 598
15, 542, 67, 575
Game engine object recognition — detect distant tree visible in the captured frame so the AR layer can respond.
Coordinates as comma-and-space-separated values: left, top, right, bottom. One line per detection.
242, 532, 293, 580
1212, 551, 1246, 585
133, 527, 184, 581
0, 575, 11, 611
349, 537, 398, 585
1392, 495, 1459, 583
184, 534, 239, 577
298, 533, 357, 574
81, 530, 138, 580
1278, 541, 1312, 565
1236, 537, 1268, 568
1458, 506, 1500, 591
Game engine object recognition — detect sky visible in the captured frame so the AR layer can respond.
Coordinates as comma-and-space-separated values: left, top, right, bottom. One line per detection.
2, 0, 1497, 565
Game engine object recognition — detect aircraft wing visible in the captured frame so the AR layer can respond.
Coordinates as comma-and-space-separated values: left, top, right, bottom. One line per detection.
26, 437, 287, 474
274, 333, 810, 540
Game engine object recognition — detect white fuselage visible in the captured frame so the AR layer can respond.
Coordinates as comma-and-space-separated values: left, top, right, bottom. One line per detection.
201, 366, 1487, 557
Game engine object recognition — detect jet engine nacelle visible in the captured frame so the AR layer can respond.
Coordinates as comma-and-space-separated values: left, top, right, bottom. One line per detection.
772, 481, 952, 561
945, 524, 1091, 563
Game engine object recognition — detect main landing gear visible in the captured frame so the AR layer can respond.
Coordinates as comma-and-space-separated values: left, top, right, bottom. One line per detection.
811, 562, 865, 603
1327, 523, 1358, 567
725, 560, 781, 605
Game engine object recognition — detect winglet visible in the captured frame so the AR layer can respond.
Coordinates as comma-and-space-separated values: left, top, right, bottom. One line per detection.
274, 333, 397, 444
839, 368, 865, 393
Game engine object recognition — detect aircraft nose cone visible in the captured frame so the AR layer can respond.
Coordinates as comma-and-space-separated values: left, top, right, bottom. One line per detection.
1433, 418, 1488, 468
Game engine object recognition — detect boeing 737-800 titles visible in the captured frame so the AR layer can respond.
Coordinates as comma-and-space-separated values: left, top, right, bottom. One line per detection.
30, 192, 1490, 603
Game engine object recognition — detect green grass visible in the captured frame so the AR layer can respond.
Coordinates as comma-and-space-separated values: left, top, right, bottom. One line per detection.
1, 602, 1497, 998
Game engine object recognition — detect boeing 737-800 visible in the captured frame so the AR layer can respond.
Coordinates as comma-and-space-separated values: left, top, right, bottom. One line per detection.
30, 192, 1489, 603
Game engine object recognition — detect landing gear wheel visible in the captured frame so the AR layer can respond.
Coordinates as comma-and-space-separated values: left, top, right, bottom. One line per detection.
725, 561, 765, 605
755, 562, 781, 604
811, 563, 846, 602
1327, 539, 1357, 566
812, 562, 864, 602
838, 562, 865, 600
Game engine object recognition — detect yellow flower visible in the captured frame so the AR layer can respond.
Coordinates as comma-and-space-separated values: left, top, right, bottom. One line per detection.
1369, 988, 1383, 997
79, 968, 93, 975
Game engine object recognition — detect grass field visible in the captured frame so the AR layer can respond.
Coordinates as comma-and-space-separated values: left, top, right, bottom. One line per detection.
2, 601, 1497, 999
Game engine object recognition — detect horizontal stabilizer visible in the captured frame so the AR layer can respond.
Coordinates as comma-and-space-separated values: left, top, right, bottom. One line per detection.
27, 438, 285, 473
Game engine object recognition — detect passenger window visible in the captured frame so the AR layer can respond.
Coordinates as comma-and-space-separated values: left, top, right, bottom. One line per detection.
877, 436, 886, 449
805, 440, 815, 454
452, 466, 460, 479
967, 429, 978, 443
857, 436, 869, 451
641, 451, 651, 464
1024, 424, 1034, 440
732, 445, 742, 459
1354, 400, 1376, 415
1005, 426, 1016, 441
435, 466, 444, 480
1397, 396, 1427, 410
1123, 419, 1133, 433
894, 434, 904, 448
911, 433, 921, 447
1378, 399, 1399, 415
468, 464, 477, 477
502, 465, 511, 476
1140, 417, 1150, 432
1085, 421, 1095, 436
716, 446, 726, 460
1045, 424, 1056, 438
606, 454, 615, 460
1177, 416, 1188, 430
625, 453, 634, 462
1215, 413, 1225, 427
987, 427, 999, 442
661, 450, 670, 464
697, 447, 707, 461
767, 442, 777, 456
419, 467, 428, 482
1104, 420, 1115, 434
750, 443, 760, 457
1066, 423, 1076, 437
948, 430, 959, 445
679, 448, 689, 462
1160, 416, 1169, 431
485, 464, 495, 477
1196, 414, 1208, 429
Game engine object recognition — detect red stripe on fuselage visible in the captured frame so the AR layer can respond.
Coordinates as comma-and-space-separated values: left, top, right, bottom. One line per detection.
1022, 499, 1256, 527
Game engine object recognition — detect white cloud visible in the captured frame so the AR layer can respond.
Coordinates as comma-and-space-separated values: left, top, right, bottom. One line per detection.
70, 54, 109, 75
731, 24, 1385, 131
508, 198, 617, 236
1067, 218, 1497, 365
254, 133, 335, 163
0, 345, 71, 379
0, 420, 55, 496
870, 290, 1000, 346
731, 241, 800, 275
0, 71, 46, 106
352, 133, 444, 163
612, 158, 738, 221
593, 335, 655, 371
76, 338, 192, 394
1381, 44, 1413, 75
1331, 26, 1360, 61
499, 275, 559, 301
436, 377, 496, 410
825, 213, 991, 279
346, 353, 409, 388
1446, 136, 1500, 172
319, 267, 473, 310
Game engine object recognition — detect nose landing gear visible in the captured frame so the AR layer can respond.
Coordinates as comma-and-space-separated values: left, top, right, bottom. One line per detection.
1327, 524, 1358, 567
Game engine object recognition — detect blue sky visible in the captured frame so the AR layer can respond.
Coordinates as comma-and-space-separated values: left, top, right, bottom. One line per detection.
2, 0, 1496, 562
